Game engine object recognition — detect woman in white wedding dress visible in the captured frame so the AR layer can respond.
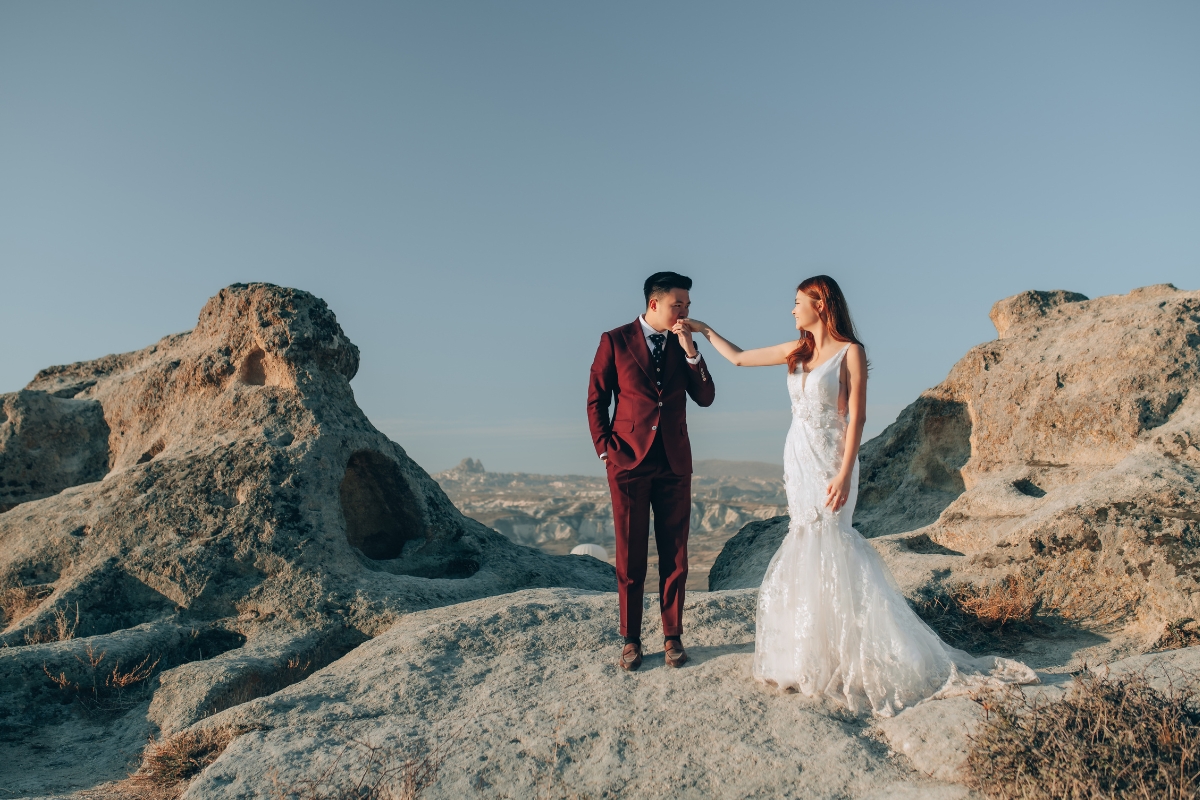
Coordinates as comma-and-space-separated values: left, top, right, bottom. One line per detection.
677, 275, 1035, 717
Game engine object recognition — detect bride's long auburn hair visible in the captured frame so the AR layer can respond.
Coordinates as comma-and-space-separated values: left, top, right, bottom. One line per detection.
786, 275, 866, 374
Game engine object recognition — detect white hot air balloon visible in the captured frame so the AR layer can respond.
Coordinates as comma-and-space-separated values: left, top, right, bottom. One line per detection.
570, 543, 608, 560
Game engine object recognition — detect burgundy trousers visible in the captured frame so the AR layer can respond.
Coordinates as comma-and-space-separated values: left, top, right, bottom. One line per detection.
607, 433, 691, 639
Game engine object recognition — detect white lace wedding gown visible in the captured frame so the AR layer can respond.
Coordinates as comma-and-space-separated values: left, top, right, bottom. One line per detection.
752, 344, 1036, 717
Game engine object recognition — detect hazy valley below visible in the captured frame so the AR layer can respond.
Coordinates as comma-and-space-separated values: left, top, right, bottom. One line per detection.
434, 457, 786, 590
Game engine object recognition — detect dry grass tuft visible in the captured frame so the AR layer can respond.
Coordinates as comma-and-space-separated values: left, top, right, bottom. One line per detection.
42, 643, 162, 711
913, 574, 1044, 652
955, 574, 1039, 628
136, 726, 246, 788
271, 731, 446, 800
967, 670, 1200, 799
1155, 619, 1200, 652
107, 652, 162, 689
0, 584, 54, 628
23, 603, 80, 645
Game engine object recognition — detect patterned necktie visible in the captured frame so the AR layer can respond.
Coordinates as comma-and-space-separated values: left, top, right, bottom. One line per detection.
649, 333, 666, 362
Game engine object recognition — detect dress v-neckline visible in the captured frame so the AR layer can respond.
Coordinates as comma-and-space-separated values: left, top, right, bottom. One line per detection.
799, 343, 850, 392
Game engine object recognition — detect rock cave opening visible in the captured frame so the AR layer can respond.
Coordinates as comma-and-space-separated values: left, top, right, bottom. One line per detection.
339, 451, 429, 560
136, 439, 165, 464
237, 347, 268, 385
1013, 478, 1047, 498
235, 346, 291, 388
910, 402, 972, 494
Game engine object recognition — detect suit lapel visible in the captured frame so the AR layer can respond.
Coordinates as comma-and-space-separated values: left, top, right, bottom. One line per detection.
624, 320, 654, 383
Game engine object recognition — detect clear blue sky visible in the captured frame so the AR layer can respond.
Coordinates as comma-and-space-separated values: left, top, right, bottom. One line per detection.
2, 2, 1196, 475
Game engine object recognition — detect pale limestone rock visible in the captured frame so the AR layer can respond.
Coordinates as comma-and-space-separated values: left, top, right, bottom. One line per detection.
181, 588, 974, 800
0, 390, 109, 513
0, 284, 614, 746
875, 696, 985, 783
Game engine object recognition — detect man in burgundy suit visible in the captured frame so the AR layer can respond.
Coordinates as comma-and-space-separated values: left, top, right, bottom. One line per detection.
587, 272, 716, 671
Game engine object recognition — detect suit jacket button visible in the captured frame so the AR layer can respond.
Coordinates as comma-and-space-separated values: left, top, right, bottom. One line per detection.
652, 425, 657, 430
658, 401, 663, 406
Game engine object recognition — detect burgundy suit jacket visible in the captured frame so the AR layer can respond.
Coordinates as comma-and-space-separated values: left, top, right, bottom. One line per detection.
587, 319, 716, 475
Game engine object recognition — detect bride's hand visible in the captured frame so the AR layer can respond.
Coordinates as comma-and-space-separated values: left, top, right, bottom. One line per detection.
671, 319, 700, 356
678, 318, 709, 334
825, 472, 851, 512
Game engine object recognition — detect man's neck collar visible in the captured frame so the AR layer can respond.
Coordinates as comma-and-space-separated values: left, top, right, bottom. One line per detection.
639, 315, 668, 334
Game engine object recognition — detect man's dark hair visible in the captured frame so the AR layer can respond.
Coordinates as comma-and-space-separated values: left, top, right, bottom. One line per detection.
643, 271, 693, 306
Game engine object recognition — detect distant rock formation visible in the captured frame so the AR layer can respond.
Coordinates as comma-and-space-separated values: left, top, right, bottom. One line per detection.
0, 283, 613, 737
433, 459, 785, 551
712, 284, 1200, 646
432, 458, 786, 589
444, 457, 486, 476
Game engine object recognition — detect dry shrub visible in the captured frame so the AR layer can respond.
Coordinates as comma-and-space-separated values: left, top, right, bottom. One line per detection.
0, 584, 54, 628
23, 603, 79, 645
107, 652, 162, 689
1155, 619, 1200, 652
956, 574, 1039, 628
136, 725, 247, 789
272, 732, 446, 800
42, 643, 162, 711
967, 670, 1200, 799
913, 574, 1043, 652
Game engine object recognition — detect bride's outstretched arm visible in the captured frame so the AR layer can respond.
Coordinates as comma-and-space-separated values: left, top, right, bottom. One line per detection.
678, 319, 794, 367
826, 344, 868, 511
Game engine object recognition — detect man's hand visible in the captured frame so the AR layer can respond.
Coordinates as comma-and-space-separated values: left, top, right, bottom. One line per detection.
671, 319, 699, 357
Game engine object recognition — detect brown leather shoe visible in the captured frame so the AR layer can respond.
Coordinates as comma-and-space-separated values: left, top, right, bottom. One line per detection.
619, 642, 643, 671
664, 639, 688, 668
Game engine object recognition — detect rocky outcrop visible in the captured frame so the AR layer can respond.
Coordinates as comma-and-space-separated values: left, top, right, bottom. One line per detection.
713, 284, 1200, 648
177, 587, 972, 800
0, 284, 614, 745
0, 390, 110, 513
160, 583, 1200, 799
707, 517, 789, 591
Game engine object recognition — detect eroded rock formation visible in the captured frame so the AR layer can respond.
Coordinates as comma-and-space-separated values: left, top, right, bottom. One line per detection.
0, 284, 613, 747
